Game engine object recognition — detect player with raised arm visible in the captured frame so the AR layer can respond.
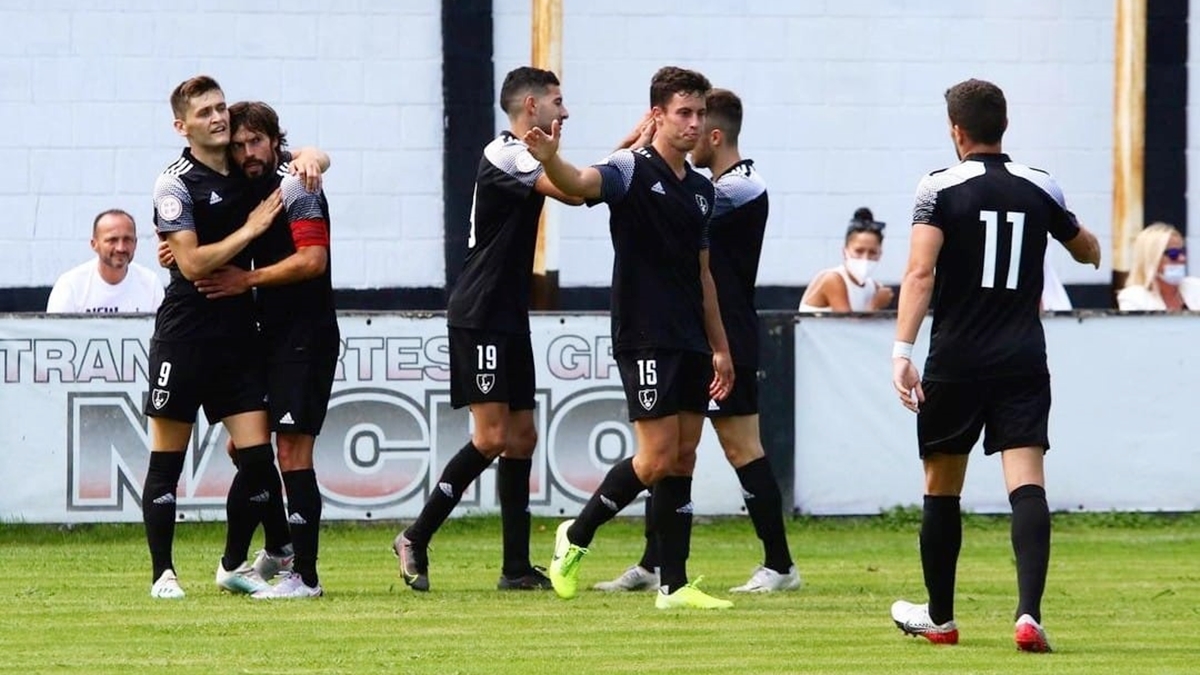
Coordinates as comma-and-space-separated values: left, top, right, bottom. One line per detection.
888, 79, 1100, 651
525, 66, 736, 610
392, 67, 582, 592
593, 89, 799, 595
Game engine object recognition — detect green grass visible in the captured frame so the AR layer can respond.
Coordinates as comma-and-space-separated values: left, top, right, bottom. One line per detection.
1, 514, 1198, 674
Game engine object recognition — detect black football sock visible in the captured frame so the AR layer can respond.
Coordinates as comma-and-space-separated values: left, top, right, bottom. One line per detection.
143, 451, 186, 581
653, 476, 694, 593
1010, 484, 1051, 623
404, 441, 493, 546
636, 493, 660, 572
567, 457, 646, 548
921, 495, 962, 625
221, 444, 275, 572
736, 457, 793, 573
282, 469, 322, 587
260, 460, 291, 556
497, 457, 533, 577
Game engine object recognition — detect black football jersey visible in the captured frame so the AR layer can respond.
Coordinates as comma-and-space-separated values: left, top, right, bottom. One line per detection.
593, 146, 715, 354
152, 148, 257, 341
913, 153, 1080, 381
447, 131, 547, 334
250, 161, 336, 337
708, 160, 768, 368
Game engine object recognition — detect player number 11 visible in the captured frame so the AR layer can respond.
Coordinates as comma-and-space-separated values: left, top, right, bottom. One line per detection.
980, 209, 1026, 290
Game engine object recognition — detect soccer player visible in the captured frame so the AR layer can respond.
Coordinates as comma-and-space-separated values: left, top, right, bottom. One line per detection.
888, 79, 1100, 651
392, 67, 581, 592
593, 89, 799, 595
46, 209, 165, 314
143, 75, 284, 599
524, 66, 736, 609
191, 101, 337, 599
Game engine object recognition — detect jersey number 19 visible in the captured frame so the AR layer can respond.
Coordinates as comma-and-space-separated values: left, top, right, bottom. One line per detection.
980, 210, 1026, 290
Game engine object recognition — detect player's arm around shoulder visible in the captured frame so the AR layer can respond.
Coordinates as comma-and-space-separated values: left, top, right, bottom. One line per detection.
259, 173, 329, 283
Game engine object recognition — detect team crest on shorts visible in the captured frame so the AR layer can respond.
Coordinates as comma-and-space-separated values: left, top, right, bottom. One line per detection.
638, 388, 658, 411
151, 389, 170, 410
695, 194, 709, 215
476, 373, 495, 394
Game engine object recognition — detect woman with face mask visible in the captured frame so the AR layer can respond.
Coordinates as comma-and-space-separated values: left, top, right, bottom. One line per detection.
1117, 222, 1200, 311
799, 207, 894, 312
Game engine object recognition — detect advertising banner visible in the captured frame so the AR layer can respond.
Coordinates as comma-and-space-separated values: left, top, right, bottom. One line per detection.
0, 313, 742, 523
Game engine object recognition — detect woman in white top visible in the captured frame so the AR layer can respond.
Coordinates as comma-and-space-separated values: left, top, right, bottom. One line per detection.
1116, 222, 1200, 311
798, 207, 894, 312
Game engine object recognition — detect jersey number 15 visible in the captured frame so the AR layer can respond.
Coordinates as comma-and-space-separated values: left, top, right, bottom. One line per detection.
980, 210, 1026, 290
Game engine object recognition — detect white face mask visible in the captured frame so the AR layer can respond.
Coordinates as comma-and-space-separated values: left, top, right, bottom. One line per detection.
844, 257, 878, 283
1160, 263, 1187, 286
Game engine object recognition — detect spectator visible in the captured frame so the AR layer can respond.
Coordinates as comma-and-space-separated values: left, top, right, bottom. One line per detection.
798, 207, 893, 312
46, 209, 164, 314
1117, 222, 1200, 311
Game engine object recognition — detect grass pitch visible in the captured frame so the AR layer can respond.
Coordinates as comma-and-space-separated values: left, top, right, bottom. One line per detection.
1, 512, 1197, 674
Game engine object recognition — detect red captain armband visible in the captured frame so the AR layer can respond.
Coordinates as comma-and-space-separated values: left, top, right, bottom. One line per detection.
290, 219, 330, 248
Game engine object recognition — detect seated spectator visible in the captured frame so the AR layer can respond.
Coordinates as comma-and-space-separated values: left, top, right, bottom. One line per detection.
798, 207, 893, 312
46, 209, 165, 314
1117, 222, 1200, 311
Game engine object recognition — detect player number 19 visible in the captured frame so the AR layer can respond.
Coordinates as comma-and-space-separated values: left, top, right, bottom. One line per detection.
980, 209, 1026, 290
476, 344, 497, 371
637, 359, 657, 386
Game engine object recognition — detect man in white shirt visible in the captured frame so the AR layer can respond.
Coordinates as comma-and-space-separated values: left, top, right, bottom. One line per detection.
46, 209, 165, 314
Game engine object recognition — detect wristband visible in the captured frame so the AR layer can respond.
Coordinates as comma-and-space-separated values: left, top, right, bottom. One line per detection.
892, 341, 914, 360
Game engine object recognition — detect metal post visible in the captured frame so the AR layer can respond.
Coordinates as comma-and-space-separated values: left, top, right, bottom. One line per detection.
1112, 0, 1146, 302
530, 0, 562, 310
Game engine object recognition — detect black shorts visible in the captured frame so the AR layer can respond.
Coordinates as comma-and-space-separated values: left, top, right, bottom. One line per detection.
616, 349, 711, 421
706, 364, 758, 418
448, 327, 536, 410
144, 337, 267, 425
917, 374, 1051, 458
265, 330, 340, 436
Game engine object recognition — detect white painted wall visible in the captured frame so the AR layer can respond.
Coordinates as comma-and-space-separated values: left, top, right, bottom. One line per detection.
0, 1, 1125, 294
0, 0, 443, 291
495, 0, 1116, 288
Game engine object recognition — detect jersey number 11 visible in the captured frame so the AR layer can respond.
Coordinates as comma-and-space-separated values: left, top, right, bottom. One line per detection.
980, 210, 1026, 290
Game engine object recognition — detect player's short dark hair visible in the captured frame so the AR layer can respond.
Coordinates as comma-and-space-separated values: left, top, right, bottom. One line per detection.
92, 208, 135, 235
649, 66, 711, 109
499, 67, 561, 116
944, 78, 1007, 145
170, 75, 222, 119
705, 88, 743, 144
845, 206, 885, 244
229, 101, 289, 149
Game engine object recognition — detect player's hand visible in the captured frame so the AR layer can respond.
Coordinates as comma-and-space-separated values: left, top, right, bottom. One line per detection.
872, 285, 895, 310
289, 155, 323, 192
709, 350, 735, 401
617, 110, 654, 149
156, 241, 175, 269
523, 119, 561, 163
195, 265, 252, 299
246, 190, 283, 236
892, 357, 924, 413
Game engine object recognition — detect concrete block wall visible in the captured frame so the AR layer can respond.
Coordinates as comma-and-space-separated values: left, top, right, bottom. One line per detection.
495, 0, 1116, 287
0, 0, 443, 291
0, 0, 1127, 294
